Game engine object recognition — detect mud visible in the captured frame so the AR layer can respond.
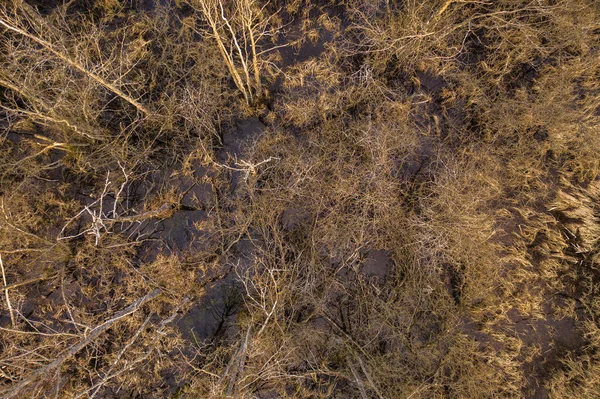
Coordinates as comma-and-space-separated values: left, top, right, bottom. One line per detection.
360, 248, 391, 281
176, 274, 242, 342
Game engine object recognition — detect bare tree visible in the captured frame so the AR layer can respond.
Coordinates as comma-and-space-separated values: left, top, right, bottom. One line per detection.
186, 0, 282, 105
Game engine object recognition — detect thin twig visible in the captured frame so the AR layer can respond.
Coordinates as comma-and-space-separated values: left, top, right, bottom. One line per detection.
190, 2, 250, 104
219, 1, 254, 101
348, 359, 368, 399
225, 326, 252, 397
357, 355, 384, 399
0, 16, 150, 115
0, 288, 162, 399
0, 273, 57, 291
87, 315, 152, 399
0, 254, 15, 326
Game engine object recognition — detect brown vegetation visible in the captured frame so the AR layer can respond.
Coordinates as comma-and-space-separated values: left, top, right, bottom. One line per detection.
1, 0, 599, 397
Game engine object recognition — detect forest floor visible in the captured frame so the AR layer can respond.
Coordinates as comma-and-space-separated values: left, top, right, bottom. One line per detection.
1, 0, 600, 398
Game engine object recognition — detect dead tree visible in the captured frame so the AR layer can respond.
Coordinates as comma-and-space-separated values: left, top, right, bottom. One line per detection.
187, 0, 282, 105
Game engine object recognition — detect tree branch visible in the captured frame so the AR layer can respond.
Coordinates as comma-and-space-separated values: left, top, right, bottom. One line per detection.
0, 288, 162, 399
0, 15, 150, 116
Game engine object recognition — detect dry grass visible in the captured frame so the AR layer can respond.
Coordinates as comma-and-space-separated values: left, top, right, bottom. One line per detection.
0, 0, 599, 397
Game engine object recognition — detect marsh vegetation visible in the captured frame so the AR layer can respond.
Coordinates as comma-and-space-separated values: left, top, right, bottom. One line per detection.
1, 0, 599, 397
